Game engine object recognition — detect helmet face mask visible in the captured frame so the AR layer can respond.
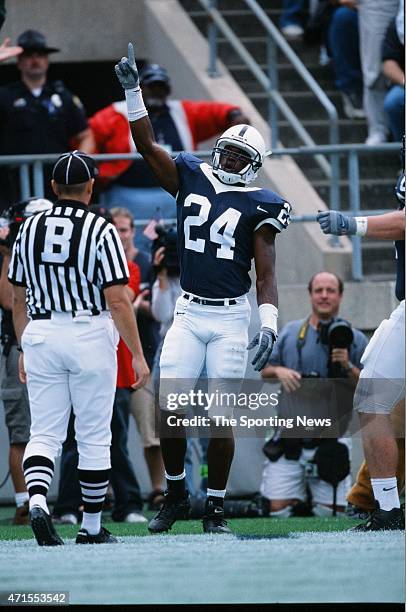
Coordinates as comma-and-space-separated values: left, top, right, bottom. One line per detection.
211, 124, 268, 185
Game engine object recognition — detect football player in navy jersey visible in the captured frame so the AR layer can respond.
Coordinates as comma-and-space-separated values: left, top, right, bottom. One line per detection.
115, 43, 291, 534
317, 150, 405, 531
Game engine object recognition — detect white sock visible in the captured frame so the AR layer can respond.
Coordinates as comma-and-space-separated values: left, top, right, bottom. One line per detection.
29, 494, 49, 514
165, 470, 186, 481
207, 488, 226, 499
270, 506, 293, 518
371, 477, 400, 511
81, 511, 101, 535
15, 492, 29, 507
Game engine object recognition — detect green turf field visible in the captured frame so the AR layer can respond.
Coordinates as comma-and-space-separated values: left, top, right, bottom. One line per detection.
0, 505, 404, 604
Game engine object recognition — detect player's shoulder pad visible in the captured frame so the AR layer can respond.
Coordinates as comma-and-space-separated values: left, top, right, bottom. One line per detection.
175, 151, 202, 171
250, 188, 292, 233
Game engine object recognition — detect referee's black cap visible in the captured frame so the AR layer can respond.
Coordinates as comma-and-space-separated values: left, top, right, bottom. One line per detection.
52, 151, 99, 185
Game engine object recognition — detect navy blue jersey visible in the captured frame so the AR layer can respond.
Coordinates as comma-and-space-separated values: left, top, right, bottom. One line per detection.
395, 201, 405, 301
175, 153, 291, 298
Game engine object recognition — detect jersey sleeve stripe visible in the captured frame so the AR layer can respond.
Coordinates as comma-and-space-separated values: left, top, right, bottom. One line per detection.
254, 218, 284, 233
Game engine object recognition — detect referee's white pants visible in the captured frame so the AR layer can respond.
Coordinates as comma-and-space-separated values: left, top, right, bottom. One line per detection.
354, 300, 405, 415
159, 294, 251, 417
21, 313, 119, 470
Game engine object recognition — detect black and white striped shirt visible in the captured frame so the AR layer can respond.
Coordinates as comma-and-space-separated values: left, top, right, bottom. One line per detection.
8, 199, 129, 317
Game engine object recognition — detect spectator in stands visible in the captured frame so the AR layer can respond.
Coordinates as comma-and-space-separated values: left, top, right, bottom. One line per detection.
260, 271, 368, 517
111, 207, 165, 509
326, 1, 364, 119
0, 198, 53, 524
90, 63, 249, 250
382, 4, 405, 143
280, 0, 306, 40
0, 229, 30, 524
357, 0, 398, 145
0, 29, 94, 209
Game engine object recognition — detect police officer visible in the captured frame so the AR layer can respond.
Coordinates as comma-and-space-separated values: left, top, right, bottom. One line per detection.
260, 271, 368, 518
0, 30, 94, 209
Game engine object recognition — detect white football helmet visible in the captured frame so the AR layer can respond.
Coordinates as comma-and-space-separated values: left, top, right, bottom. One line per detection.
211, 124, 270, 185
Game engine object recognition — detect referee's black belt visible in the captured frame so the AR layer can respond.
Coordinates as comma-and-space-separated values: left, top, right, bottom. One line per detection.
182, 293, 237, 306
31, 308, 103, 320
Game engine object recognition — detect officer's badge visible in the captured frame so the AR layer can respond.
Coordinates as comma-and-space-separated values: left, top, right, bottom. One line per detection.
51, 93, 62, 108
13, 97, 26, 107
72, 95, 83, 109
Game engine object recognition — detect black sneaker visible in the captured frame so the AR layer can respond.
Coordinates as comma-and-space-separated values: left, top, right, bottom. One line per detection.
202, 499, 232, 534
148, 491, 190, 533
76, 526, 117, 544
350, 501, 404, 531
30, 505, 64, 547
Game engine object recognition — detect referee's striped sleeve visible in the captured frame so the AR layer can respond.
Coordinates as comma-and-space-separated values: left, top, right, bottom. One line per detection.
97, 224, 129, 289
8, 225, 26, 286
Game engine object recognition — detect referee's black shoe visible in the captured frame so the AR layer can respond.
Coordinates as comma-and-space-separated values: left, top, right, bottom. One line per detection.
350, 501, 404, 531
202, 499, 232, 534
30, 505, 64, 546
76, 526, 117, 544
148, 491, 190, 533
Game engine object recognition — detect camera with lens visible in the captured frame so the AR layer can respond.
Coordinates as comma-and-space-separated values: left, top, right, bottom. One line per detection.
0, 198, 53, 250
318, 317, 354, 378
151, 224, 180, 277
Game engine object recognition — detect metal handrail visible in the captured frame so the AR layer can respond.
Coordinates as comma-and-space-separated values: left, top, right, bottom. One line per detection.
0, 142, 399, 281
196, 0, 340, 210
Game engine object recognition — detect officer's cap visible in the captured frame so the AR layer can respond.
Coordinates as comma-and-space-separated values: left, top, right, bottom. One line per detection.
17, 30, 59, 54
52, 151, 98, 185
140, 63, 170, 87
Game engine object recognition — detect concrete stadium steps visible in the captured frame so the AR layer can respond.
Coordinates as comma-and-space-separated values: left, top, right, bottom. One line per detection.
179, 0, 397, 279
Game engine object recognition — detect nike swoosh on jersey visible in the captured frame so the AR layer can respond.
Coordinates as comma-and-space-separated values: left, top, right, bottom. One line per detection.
214, 508, 223, 514
382, 486, 397, 491
257, 205, 268, 213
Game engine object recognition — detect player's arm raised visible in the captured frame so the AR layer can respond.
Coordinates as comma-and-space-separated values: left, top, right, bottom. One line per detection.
115, 43, 179, 196
248, 224, 279, 371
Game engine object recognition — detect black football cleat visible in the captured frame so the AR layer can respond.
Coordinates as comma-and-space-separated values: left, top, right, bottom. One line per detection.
350, 501, 404, 531
30, 505, 64, 546
202, 499, 232, 534
148, 491, 190, 533
76, 526, 117, 544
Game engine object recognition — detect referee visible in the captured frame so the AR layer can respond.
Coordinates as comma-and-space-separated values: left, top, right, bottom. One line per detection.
8, 150, 149, 546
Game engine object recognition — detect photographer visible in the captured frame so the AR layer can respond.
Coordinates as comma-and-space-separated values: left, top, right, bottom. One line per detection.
0, 198, 52, 524
260, 271, 368, 517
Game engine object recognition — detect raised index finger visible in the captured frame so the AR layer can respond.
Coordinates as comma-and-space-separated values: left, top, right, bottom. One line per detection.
128, 42, 135, 65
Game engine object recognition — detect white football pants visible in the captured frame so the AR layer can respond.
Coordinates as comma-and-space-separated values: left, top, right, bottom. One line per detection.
22, 312, 119, 470
159, 294, 251, 417
354, 300, 405, 414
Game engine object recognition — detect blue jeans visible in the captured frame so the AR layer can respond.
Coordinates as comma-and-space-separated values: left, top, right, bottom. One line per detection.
280, 0, 304, 27
110, 388, 144, 520
101, 185, 177, 252
328, 7, 362, 94
384, 85, 405, 142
